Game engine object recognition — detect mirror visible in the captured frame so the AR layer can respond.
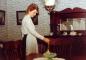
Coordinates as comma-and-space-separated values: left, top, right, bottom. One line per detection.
59, 18, 86, 36
60, 18, 86, 31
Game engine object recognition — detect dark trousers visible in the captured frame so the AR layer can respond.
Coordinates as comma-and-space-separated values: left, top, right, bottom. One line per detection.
21, 34, 27, 60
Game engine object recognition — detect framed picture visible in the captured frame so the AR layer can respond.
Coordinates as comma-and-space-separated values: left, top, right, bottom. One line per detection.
0, 10, 5, 25
16, 11, 38, 25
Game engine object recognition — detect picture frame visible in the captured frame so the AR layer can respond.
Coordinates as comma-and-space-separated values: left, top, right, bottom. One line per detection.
16, 11, 38, 25
0, 10, 5, 25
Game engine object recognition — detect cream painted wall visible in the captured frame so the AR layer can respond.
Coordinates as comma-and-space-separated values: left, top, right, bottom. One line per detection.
0, 0, 50, 41
55, 0, 86, 11
0, 0, 86, 41
0, 0, 8, 41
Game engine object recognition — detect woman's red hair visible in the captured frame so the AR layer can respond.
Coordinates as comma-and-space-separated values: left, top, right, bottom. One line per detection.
26, 3, 39, 14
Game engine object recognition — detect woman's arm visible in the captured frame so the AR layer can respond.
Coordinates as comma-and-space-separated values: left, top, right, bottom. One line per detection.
24, 17, 50, 44
24, 17, 44, 40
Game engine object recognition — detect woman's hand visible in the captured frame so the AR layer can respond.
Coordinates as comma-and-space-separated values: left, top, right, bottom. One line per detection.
43, 38, 50, 44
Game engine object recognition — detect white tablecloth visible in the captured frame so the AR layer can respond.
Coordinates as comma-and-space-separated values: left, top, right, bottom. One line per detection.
33, 57, 65, 60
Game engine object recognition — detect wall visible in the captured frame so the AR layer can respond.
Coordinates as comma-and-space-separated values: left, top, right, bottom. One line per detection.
0, 0, 50, 41
55, 0, 86, 11
0, 0, 86, 41
0, 0, 8, 41
0, 0, 1, 8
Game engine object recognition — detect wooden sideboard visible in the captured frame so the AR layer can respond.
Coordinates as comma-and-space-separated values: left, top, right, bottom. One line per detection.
44, 7, 86, 59
38, 35, 86, 59
50, 7, 86, 36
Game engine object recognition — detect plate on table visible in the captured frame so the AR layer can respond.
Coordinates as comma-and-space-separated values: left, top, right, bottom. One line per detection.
33, 57, 65, 60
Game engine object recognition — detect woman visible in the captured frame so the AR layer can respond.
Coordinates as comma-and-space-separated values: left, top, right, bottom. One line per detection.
21, 3, 50, 57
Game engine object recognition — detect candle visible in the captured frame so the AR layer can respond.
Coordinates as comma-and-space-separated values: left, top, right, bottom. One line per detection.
70, 25, 73, 30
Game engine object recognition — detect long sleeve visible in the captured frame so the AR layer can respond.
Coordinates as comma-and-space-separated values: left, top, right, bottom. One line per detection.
23, 15, 44, 40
